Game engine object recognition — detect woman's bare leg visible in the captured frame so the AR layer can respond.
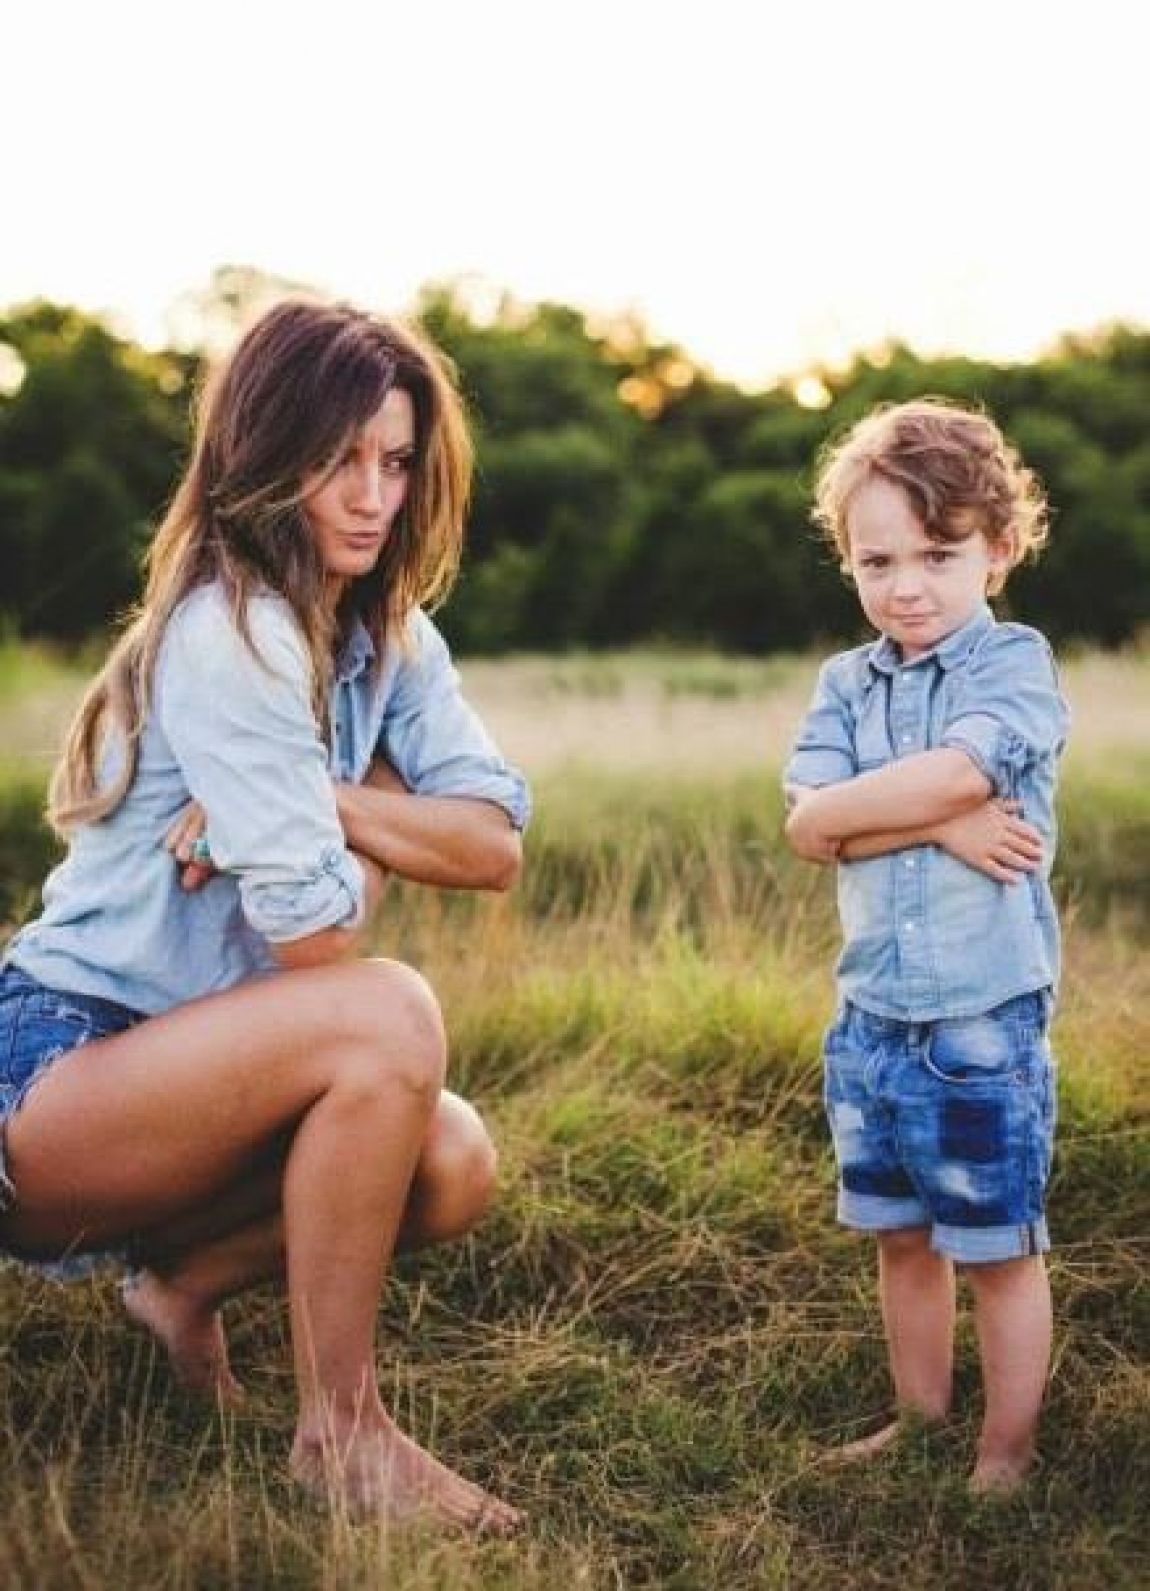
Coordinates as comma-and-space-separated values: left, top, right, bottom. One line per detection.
123, 1093, 499, 1403
1, 961, 518, 1529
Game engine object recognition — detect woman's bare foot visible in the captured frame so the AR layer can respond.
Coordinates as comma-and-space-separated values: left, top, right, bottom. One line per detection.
121, 1271, 244, 1407
290, 1418, 523, 1534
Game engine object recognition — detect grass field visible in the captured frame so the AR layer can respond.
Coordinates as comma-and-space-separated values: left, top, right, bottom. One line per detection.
0, 644, 1147, 1589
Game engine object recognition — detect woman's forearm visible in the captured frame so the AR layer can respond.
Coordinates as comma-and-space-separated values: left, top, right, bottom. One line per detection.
333, 780, 521, 891
268, 850, 386, 969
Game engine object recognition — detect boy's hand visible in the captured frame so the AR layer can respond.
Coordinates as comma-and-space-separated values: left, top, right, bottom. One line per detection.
163, 800, 216, 891
935, 801, 1043, 883
784, 785, 842, 864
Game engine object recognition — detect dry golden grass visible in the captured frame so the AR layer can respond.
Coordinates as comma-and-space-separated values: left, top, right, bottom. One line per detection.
0, 642, 1146, 1588
8, 642, 1148, 779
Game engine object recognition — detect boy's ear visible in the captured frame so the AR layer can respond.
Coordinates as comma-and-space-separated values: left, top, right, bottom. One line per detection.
984, 532, 1016, 595
987, 532, 1016, 575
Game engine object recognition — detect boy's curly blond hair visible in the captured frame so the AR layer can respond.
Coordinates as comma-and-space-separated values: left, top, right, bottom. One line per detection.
812, 398, 1049, 595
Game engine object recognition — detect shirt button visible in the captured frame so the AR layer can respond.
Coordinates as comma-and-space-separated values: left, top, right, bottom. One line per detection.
900, 733, 912, 745
904, 920, 917, 932
903, 856, 916, 869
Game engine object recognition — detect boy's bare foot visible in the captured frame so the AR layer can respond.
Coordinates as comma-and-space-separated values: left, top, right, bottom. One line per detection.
819, 1411, 949, 1466
969, 1451, 1034, 1496
290, 1420, 523, 1534
121, 1271, 244, 1407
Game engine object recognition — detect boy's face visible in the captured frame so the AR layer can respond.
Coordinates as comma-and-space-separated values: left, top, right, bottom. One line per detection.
845, 476, 1011, 660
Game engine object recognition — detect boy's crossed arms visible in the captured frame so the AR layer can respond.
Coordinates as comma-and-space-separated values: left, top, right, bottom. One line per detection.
784, 747, 1043, 881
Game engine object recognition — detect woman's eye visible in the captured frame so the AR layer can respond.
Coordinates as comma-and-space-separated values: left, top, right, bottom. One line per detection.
382, 454, 413, 476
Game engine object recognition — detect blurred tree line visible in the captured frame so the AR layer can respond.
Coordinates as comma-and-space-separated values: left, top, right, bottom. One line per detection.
1, 268, 1148, 653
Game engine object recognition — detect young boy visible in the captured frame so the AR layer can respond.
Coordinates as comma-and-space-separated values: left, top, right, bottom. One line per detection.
784, 399, 1068, 1493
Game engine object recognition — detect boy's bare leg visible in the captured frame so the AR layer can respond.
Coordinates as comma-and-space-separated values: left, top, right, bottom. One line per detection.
831, 1226, 954, 1460
965, 1254, 1051, 1493
122, 1093, 498, 1407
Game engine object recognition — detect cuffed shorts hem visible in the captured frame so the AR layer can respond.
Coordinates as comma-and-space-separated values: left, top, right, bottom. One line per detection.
838, 1190, 929, 1230
930, 1217, 1050, 1264
836, 1191, 1050, 1264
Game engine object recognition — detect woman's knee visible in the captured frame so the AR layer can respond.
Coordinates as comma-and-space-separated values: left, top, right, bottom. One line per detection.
413, 1094, 499, 1241
326, 960, 447, 1101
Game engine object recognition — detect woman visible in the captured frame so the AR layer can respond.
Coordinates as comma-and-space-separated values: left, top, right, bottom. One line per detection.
0, 301, 528, 1529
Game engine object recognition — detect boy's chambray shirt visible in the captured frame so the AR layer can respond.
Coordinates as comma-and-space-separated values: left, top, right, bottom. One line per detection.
783, 605, 1069, 1022
4, 585, 530, 1016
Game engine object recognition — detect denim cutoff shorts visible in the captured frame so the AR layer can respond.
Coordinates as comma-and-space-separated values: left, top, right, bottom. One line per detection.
822, 990, 1056, 1263
0, 963, 144, 1276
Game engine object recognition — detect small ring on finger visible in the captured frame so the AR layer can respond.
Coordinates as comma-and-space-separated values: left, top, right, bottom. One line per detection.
190, 836, 213, 865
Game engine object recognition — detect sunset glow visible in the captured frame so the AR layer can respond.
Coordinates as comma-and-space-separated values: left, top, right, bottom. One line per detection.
5, 0, 1147, 388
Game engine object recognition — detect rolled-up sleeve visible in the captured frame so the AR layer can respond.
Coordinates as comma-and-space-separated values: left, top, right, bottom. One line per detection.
783, 656, 860, 792
376, 612, 531, 829
941, 626, 1069, 797
158, 593, 365, 943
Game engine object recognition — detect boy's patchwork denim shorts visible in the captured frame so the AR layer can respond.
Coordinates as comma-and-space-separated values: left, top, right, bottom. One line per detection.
823, 990, 1056, 1264
0, 963, 143, 1277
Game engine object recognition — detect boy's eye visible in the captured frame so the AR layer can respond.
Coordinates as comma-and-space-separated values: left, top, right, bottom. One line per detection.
858, 555, 888, 570
926, 548, 953, 565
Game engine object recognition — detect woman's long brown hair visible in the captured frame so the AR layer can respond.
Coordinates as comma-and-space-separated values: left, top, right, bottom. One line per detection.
48, 300, 472, 831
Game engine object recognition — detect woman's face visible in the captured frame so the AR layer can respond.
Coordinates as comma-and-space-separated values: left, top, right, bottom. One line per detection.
301, 387, 416, 592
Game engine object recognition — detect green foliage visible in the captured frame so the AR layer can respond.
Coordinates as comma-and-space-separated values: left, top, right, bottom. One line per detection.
0, 770, 60, 923
3, 281, 1150, 653
0, 301, 191, 639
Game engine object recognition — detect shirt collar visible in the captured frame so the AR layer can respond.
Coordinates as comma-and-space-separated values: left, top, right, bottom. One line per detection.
335, 615, 376, 684
867, 603, 994, 677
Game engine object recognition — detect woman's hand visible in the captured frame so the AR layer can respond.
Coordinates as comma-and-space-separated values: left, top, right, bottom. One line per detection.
163, 801, 217, 892
934, 800, 1043, 883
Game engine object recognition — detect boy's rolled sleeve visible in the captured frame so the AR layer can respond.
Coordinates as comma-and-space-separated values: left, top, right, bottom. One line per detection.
783, 656, 860, 793
158, 593, 365, 944
941, 626, 1069, 797
376, 611, 531, 830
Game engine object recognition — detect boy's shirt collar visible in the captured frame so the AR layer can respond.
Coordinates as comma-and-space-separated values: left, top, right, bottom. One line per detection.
867, 603, 994, 677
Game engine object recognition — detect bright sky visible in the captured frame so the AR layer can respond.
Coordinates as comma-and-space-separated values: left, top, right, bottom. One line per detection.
5, 0, 1147, 389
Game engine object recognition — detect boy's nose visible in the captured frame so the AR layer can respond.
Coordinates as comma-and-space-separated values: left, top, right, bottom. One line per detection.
891, 565, 924, 598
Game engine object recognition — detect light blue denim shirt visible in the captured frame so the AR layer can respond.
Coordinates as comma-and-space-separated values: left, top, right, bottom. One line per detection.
4, 585, 530, 1015
784, 605, 1069, 1022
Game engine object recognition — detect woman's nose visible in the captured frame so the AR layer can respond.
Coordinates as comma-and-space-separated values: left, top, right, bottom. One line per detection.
347, 462, 383, 513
